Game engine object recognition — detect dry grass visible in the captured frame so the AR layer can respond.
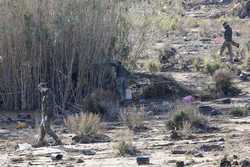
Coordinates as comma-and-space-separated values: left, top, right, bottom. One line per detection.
230, 106, 250, 117
113, 129, 137, 156
166, 103, 208, 132
120, 106, 147, 132
213, 69, 232, 95
145, 59, 161, 73
64, 112, 101, 137
0, 0, 129, 111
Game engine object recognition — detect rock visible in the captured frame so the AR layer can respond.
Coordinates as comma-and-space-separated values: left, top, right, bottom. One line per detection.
240, 71, 250, 81
72, 134, 111, 144
233, 155, 238, 159
172, 146, 187, 154
240, 159, 250, 167
0, 129, 10, 136
199, 105, 221, 116
190, 150, 204, 157
171, 149, 187, 154
200, 143, 224, 152
136, 156, 150, 165
76, 158, 84, 163
159, 47, 177, 64
51, 154, 63, 161
193, 152, 204, 158
170, 130, 182, 140
232, 160, 239, 166
176, 161, 185, 167
81, 149, 96, 155
215, 98, 231, 104
32, 147, 65, 156
17, 112, 32, 120
10, 157, 24, 163
220, 157, 231, 167
15, 143, 32, 151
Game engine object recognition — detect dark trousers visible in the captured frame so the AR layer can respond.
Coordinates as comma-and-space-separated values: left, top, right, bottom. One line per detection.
220, 41, 239, 62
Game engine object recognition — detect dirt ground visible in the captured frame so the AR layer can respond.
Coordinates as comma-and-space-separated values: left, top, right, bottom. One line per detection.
1, 71, 250, 167
1, 1, 250, 167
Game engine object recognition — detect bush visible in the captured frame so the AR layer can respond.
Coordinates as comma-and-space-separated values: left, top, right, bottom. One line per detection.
146, 59, 161, 73
166, 104, 208, 131
113, 130, 137, 156
230, 107, 250, 117
64, 112, 101, 137
192, 57, 203, 72
83, 89, 118, 116
203, 57, 221, 75
213, 69, 232, 96
120, 106, 147, 132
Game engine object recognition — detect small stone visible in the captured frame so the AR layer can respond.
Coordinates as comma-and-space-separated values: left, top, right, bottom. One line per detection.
199, 105, 220, 116
0, 129, 10, 135
200, 143, 224, 152
15, 143, 32, 151
170, 130, 182, 140
51, 154, 63, 161
176, 161, 184, 167
76, 158, 84, 163
171, 149, 187, 154
215, 98, 231, 104
81, 149, 96, 155
232, 160, 239, 165
220, 157, 231, 167
193, 152, 204, 157
233, 155, 238, 159
136, 156, 150, 165
11, 157, 24, 163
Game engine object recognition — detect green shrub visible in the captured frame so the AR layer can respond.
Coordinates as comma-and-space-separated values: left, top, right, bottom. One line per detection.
166, 104, 208, 131
203, 57, 220, 75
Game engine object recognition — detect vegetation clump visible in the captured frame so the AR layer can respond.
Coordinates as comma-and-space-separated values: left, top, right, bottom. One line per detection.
120, 106, 148, 132
113, 130, 137, 156
146, 59, 161, 73
64, 112, 110, 143
203, 56, 222, 75
64, 112, 101, 137
166, 104, 208, 132
230, 106, 250, 117
213, 69, 240, 97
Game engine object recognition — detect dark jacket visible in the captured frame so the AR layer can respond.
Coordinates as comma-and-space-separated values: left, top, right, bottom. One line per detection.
224, 25, 232, 41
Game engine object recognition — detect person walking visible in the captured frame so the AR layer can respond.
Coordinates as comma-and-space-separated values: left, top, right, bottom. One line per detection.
220, 22, 240, 63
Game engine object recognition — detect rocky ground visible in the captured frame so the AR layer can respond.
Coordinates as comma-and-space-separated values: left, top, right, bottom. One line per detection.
1, 72, 250, 167
1, 1, 250, 167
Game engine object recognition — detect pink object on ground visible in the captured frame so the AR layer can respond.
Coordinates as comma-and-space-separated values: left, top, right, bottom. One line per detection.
214, 36, 224, 44
183, 95, 194, 104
